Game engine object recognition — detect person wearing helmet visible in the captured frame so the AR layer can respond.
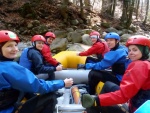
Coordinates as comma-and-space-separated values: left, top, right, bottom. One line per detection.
41, 31, 62, 68
19, 35, 62, 80
77, 31, 109, 64
81, 35, 150, 113
78, 32, 131, 95
0, 30, 73, 113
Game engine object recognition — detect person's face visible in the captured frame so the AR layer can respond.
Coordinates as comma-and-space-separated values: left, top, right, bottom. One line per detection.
47, 37, 54, 45
35, 41, 45, 50
128, 45, 142, 61
90, 36, 97, 44
2, 41, 18, 59
106, 38, 118, 49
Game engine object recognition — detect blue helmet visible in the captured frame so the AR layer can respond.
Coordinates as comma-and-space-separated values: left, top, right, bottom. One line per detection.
104, 32, 120, 40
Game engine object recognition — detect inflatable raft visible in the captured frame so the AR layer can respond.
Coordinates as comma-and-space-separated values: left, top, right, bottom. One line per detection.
53, 51, 90, 84
53, 51, 109, 113
53, 51, 129, 113
18, 51, 128, 113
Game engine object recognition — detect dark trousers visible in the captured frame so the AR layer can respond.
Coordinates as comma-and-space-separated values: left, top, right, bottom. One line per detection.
45, 64, 56, 80
101, 81, 128, 113
85, 56, 102, 64
101, 81, 120, 94
48, 72, 55, 80
88, 70, 120, 95
16, 92, 57, 113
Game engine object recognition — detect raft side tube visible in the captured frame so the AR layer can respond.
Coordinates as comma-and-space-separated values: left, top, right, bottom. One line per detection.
56, 104, 85, 112
53, 51, 87, 69
55, 69, 90, 84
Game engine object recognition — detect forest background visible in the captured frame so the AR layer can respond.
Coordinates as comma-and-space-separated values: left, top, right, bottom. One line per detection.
0, 0, 150, 42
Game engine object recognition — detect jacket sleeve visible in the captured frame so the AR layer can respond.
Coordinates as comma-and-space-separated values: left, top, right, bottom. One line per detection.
85, 48, 127, 70
41, 44, 58, 66
2, 63, 64, 94
29, 49, 56, 73
79, 42, 104, 56
99, 61, 149, 106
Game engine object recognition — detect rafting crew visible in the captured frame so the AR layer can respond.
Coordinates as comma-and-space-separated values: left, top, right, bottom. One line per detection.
81, 35, 150, 113
19, 34, 62, 80
78, 32, 131, 95
0, 30, 73, 113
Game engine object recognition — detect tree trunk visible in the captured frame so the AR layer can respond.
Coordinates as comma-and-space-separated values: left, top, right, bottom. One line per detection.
135, 0, 140, 19
143, 0, 149, 24
121, 0, 128, 21
126, 0, 135, 28
111, 0, 116, 17
101, 0, 110, 15
84, 0, 91, 11
80, 0, 84, 18
60, 0, 69, 23
120, 0, 135, 28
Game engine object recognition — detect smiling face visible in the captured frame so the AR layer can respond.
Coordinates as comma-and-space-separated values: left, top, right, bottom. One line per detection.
1, 41, 18, 59
35, 41, 45, 50
128, 45, 142, 61
90, 35, 98, 44
47, 37, 54, 45
106, 38, 119, 49
90, 37, 97, 44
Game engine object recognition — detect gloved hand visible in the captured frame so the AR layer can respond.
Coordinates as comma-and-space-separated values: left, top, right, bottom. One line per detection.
77, 64, 85, 70
81, 94, 100, 108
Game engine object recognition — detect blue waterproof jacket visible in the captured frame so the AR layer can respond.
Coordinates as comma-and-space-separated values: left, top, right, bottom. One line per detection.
19, 47, 56, 74
0, 61, 64, 113
19, 48, 32, 70
85, 45, 131, 81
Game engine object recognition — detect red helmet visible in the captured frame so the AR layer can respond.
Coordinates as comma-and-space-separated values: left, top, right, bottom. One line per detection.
89, 31, 100, 37
45, 32, 56, 39
126, 35, 150, 48
31, 35, 46, 43
0, 30, 20, 43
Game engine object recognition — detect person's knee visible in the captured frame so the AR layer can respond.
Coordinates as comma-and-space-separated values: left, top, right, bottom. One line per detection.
103, 81, 120, 93
88, 70, 94, 80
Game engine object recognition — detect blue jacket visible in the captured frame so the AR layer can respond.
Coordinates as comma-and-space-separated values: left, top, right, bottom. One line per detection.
19, 47, 56, 74
0, 61, 64, 113
19, 48, 32, 70
85, 45, 131, 81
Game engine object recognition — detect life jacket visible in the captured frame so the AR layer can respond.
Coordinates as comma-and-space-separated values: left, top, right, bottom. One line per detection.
101, 41, 109, 56
14, 92, 57, 113
19, 48, 32, 70
95, 41, 109, 60
0, 89, 19, 110
111, 44, 128, 76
